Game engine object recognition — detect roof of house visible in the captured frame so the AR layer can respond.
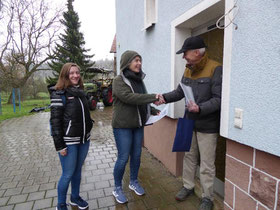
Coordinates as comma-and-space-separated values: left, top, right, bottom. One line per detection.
110, 34, 116, 53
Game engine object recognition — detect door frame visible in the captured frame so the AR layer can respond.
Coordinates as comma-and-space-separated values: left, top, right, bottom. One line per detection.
170, 0, 235, 197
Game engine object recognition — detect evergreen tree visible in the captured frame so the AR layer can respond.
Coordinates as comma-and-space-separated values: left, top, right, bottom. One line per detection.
47, 0, 94, 85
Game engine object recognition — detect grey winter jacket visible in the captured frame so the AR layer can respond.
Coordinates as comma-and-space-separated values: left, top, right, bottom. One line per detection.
163, 54, 222, 133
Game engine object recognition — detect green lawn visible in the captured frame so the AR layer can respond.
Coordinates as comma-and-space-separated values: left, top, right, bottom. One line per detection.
0, 93, 50, 124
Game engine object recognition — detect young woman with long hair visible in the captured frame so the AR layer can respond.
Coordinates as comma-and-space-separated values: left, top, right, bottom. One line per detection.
49, 63, 93, 210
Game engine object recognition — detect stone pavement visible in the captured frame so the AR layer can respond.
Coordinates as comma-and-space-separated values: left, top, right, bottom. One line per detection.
0, 107, 223, 210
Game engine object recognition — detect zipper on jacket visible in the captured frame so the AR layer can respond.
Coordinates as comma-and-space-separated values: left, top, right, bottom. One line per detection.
78, 98, 86, 143
65, 120, 72, 135
120, 73, 143, 127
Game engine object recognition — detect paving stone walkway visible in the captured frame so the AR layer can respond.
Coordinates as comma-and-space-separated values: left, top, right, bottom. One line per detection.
0, 107, 223, 210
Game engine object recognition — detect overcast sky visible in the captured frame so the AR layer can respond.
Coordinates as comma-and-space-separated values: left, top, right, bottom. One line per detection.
73, 0, 116, 61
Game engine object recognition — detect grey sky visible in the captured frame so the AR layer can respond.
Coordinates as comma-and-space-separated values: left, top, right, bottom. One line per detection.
0, 0, 115, 61
73, 0, 116, 61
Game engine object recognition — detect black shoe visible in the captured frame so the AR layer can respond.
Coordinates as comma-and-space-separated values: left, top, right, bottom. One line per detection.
56, 203, 68, 210
69, 196, 88, 209
199, 197, 213, 210
175, 187, 194, 201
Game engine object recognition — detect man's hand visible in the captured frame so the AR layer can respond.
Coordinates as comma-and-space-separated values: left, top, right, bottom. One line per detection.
154, 94, 166, 106
186, 100, 200, 113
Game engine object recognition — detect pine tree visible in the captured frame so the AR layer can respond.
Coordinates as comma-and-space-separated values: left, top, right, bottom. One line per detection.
47, 0, 94, 85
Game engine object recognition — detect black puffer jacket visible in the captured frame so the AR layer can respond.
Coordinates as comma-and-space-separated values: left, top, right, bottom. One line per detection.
49, 86, 93, 151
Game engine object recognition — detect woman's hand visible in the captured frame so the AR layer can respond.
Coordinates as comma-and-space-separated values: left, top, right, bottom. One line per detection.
59, 148, 67, 156
154, 94, 165, 105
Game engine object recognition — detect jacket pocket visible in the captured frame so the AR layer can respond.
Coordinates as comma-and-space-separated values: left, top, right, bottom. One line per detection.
182, 77, 191, 85
65, 120, 72, 135
197, 78, 211, 101
197, 78, 211, 84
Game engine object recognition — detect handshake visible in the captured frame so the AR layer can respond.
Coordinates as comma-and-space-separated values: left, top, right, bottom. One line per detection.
154, 94, 166, 106
153, 94, 200, 113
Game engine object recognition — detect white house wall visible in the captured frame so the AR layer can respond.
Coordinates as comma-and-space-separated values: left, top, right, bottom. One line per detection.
226, 0, 280, 156
116, 0, 280, 157
116, 0, 204, 95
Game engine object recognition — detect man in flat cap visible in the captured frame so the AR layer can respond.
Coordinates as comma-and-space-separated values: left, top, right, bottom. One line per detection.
160, 36, 222, 210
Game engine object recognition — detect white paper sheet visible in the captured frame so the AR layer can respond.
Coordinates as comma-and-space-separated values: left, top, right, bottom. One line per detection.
180, 82, 195, 104
145, 104, 169, 125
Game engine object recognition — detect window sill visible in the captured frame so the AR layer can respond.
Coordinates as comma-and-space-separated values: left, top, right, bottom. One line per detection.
142, 22, 155, 31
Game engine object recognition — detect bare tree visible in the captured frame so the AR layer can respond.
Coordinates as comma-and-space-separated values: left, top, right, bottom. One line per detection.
0, 0, 63, 103
94, 58, 114, 70
0, 54, 25, 92
0, 0, 4, 20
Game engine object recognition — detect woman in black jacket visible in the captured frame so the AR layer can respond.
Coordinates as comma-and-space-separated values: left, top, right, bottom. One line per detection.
49, 63, 93, 210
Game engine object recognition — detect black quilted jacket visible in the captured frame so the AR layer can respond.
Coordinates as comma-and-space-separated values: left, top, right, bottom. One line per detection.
49, 86, 93, 151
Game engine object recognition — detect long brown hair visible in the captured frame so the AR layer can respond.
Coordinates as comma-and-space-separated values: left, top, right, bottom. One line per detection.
55, 63, 84, 90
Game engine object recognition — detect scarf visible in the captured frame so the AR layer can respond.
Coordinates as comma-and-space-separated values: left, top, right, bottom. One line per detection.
123, 68, 147, 125
186, 52, 209, 75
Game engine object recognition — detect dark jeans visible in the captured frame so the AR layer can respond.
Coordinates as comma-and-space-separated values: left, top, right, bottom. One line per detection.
57, 140, 90, 204
113, 127, 144, 187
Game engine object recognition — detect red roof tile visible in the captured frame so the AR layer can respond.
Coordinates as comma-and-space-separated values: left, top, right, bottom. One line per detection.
110, 34, 116, 53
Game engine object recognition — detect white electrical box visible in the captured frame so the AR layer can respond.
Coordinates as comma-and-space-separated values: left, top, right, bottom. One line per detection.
234, 108, 243, 129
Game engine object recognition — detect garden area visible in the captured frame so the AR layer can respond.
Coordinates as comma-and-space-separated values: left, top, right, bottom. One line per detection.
0, 0, 112, 124
0, 91, 50, 124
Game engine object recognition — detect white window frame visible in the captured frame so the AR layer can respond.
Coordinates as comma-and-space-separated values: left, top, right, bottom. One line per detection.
143, 0, 158, 30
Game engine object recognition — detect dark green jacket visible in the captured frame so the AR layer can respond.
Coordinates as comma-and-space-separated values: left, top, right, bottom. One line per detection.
112, 72, 158, 128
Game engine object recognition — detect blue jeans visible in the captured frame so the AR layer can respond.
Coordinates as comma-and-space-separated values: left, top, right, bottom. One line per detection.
57, 140, 90, 204
113, 127, 144, 187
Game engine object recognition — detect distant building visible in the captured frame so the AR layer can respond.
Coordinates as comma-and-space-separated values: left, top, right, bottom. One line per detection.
110, 34, 117, 76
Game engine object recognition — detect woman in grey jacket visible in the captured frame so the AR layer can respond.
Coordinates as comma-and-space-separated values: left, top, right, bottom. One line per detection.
112, 50, 159, 204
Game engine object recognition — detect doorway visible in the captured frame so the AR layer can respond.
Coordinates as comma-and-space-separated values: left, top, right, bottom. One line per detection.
199, 29, 226, 196
171, 0, 226, 198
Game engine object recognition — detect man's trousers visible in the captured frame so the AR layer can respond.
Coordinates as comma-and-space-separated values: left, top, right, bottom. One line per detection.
182, 131, 218, 200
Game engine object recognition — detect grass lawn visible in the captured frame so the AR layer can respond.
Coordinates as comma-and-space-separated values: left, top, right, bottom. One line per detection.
0, 93, 50, 124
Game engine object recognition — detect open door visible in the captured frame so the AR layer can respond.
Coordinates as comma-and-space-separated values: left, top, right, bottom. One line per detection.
199, 29, 226, 196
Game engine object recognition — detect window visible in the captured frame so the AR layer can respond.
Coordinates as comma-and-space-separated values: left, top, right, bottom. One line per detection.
144, 0, 157, 30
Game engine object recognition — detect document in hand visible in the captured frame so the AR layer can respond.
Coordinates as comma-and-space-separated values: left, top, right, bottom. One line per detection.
180, 82, 195, 105
145, 104, 169, 125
